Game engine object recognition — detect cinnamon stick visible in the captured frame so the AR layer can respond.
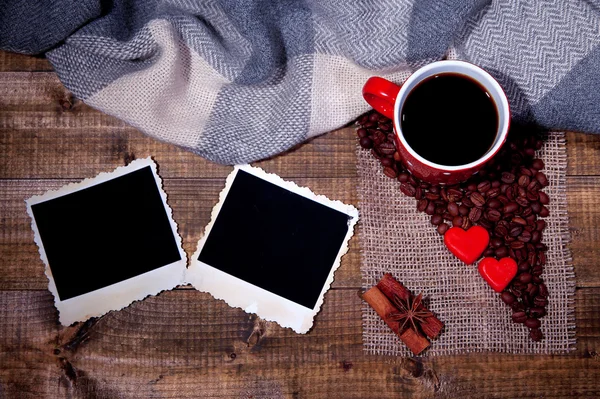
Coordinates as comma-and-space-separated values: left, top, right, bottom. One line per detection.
362, 286, 430, 355
377, 273, 444, 339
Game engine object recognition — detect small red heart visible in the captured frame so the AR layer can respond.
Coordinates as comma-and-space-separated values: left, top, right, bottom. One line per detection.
443, 226, 489, 265
478, 257, 518, 292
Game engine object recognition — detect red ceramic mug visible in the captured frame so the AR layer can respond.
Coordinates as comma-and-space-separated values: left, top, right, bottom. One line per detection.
362, 60, 510, 185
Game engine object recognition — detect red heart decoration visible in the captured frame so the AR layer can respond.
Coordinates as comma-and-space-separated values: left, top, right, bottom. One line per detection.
443, 226, 489, 265
478, 257, 518, 292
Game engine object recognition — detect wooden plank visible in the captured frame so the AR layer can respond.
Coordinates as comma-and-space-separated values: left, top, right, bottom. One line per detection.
0, 73, 357, 179
566, 176, 600, 288
0, 177, 360, 291
566, 132, 600, 176
0, 51, 53, 72
0, 288, 598, 398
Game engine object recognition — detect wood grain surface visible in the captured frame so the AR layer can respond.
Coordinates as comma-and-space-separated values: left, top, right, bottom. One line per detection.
1, 50, 599, 398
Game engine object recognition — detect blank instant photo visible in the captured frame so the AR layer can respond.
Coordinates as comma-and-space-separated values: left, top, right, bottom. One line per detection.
186, 165, 359, 333
26, 158, 187, 325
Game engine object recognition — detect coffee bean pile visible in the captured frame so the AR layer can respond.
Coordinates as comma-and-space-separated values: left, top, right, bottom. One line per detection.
357, 110, 550, 342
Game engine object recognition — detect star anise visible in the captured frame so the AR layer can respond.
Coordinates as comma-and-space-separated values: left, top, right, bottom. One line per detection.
387, 293, 433, 334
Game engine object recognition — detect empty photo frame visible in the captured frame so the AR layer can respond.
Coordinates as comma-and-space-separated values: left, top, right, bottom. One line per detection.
26, 158, 187, 325
186, 165, 359, 333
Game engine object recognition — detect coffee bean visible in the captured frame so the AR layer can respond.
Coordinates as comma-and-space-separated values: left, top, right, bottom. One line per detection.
377, 141, 396, 155
538, 251, 547, 265
495, 224, 508, 237
527, 190, 539, 201
497, 194, 510, 205
368, 113, 379, 122
525, 318, 541, 329
469, 207, 482, 222
530, 230, 541, 244
461, 217, 472, 230
530, 307, 546, 318
488, 199, 502, 209
447, 202, 459, 217
520, 166, 533, 176
398, 173, 409, 183
479, 218, 493, 229
539, 283, 548, 297
530, 201, 542, 214
529, 328, 543, 342
437, 223, 449, 235
491, 180, 501, 188
535, 172, 549, 187
425, 192, 440, 200
452, 216, 463, 227
532, 158, 545, 170
510, 226, 523, 237
415, 186, 424, 200
431, 214, 443, 226
510, 241, 525, 249
527, 283, 539, 297
383, 167, 397, 178
477, 181, 491, 193
400, 183, 416, 197
359, 137, 373, 149
417, 199, 428, 212
458, 205, 469, 216
486, 187, 501, 199
518, 230, 532, 242
506, 186, 515, 200
495, 246, 509, 258
538, 191, 550, 205
487, 209, 501, 222
539, 206, 550, 218
384, 160, 398, 170
518, 175, 530, 187
470, 192, 486, 207
512, 311, 527, 323
379, 123, 392, 132
440, 188, 448, 202
534, 296, 548, 307
501, 291, 516, 305
501, 172, 516, 183
446, 188, 461, 201
518, 261, 530, 272
425, 201, 436, 215
462, 197, 474, 207
483, 248, 495, 257
491, 237, 503, 248
515, 196, 529, 207
519, 273, 532, 284
503, 202, 519, 214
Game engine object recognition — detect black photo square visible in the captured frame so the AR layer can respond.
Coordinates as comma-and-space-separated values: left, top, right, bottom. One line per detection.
187, 165, 358, 333
27, 158, 186, 325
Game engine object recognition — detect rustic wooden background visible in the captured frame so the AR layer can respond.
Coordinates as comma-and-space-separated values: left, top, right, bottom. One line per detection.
1, 50, 599, 398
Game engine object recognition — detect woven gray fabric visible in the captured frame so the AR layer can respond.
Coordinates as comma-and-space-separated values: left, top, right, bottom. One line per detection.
2, 1, 600, 164
358, 132, 575, 355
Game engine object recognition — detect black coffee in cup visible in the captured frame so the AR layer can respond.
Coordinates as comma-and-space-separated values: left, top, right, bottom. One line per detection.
400, 73, 498, 166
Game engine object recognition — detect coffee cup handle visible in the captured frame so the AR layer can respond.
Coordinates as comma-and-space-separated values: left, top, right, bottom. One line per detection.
362, 77, 401, 120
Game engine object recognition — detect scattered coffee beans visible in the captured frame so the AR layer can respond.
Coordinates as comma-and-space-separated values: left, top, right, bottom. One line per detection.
356, 110, 550, 342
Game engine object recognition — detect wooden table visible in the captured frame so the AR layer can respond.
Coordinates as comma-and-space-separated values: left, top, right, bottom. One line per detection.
1, 50, 599, 398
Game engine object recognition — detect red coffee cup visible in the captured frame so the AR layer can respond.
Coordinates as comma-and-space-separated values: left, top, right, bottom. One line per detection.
362, 61, 510, 185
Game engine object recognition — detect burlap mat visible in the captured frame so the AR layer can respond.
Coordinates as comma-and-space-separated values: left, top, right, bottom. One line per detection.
358, 132, 576, 355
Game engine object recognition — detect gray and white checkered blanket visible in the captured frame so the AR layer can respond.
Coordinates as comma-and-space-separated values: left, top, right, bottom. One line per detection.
2, 0, 599, 164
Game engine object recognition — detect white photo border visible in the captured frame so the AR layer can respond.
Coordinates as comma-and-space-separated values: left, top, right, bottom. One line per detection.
26, 157, 187, 325
185, 165, 359, 334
